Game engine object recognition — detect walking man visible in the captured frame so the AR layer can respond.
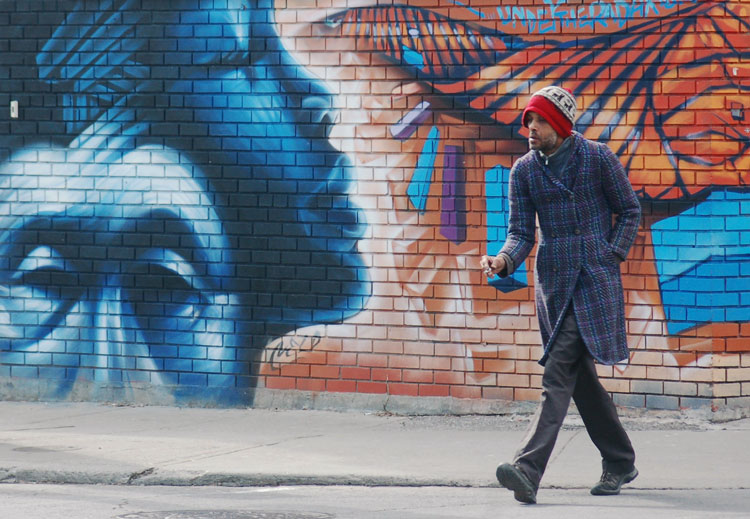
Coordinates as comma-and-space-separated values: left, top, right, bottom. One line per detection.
480, 86, 642, 504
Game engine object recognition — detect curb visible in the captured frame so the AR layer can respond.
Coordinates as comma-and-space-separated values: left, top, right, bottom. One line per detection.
3, 468, 749, 491
0, 467, 483, 488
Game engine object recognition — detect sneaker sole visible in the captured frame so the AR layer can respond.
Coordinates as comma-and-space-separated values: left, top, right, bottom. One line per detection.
496, 464, 537, 504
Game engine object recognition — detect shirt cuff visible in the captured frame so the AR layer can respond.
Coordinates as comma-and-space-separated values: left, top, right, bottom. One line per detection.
497, 252, 515, 277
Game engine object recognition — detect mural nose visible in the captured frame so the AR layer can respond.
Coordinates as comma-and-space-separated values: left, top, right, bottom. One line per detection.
88, 287, 129, 371
301, 95, 339, 140
77, 286, 170, 389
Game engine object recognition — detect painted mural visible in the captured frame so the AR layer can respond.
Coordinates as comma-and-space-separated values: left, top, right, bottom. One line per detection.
0, 0, 748, 408
267, 0, 750, 403
0, 0, 371, 404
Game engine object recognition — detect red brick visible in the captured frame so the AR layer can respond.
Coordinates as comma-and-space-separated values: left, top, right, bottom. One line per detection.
420, 356, 451, 371
388, 327, 418, 341
389, 383, 419, 397
264, 377, 296, 390
310, 365, 340, 379
296, 379, 326, 392
450, 329, 482, 343
357, 382, 388, 394
374, 311, 404, 326
420, 327, 450, 341
515, 360, 544, 375
372, 368, 403, 382
726, 339, 749, 352
497, 374, 530, 388
419, 384, 450, 397
403, 369, 434, 384
435, 343, 465, 357
711, 323, 740, 337
404, 342, 435, 356
358, 353, 388, 368
341, 367, 371, 380
326, 380, 357, 393
434, 371, 465, 385
389, 355, 420, 369
297, 352, 329, 366
373, 340, 405, 354
344, 339, 373, 353
664, 352, 698, 367
280, 364, 310, 378
327, 353, 358, 366
482, 359, 516, 373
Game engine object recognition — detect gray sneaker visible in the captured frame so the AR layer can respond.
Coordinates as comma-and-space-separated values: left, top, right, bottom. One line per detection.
590, 466, 639, 496
496, 463, 537, 504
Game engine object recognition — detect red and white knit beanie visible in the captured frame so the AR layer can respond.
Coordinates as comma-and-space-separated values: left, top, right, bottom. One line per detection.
522, 86, 577, 138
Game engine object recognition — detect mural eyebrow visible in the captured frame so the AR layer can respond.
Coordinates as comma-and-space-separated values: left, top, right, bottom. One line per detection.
132, 209, 213, 264
322, 5, 528, 82
0, 219, 73, 269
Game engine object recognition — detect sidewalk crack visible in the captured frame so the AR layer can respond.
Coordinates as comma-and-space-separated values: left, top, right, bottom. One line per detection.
126, 467, 155, 484
549, 429, 581, 465
160, 434, 326, 467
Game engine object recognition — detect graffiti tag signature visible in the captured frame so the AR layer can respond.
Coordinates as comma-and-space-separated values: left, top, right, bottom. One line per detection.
267, 334, 322, 369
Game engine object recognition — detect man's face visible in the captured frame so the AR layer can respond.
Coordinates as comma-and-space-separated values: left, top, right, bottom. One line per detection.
525, 112, 563, 155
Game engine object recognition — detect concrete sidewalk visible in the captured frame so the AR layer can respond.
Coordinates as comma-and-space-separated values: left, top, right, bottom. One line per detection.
0, 401, 747, 490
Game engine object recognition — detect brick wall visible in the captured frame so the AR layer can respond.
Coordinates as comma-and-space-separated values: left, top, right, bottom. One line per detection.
0, 0, 749, 414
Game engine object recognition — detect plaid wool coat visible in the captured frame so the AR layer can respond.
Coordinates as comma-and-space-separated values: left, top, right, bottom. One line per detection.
498, 132, 641, 365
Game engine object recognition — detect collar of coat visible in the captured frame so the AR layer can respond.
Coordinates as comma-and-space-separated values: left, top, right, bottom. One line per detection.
536, 134, 574, 168
532, 133, 579, 194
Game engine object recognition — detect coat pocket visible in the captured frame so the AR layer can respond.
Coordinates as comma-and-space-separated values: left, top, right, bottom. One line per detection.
597, 238, 621, 265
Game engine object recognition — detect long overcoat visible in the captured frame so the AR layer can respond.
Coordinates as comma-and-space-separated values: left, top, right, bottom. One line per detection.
498, 132, 641, 365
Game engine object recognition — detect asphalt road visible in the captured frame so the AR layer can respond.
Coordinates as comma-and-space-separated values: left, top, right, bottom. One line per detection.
2, 484, 748, 519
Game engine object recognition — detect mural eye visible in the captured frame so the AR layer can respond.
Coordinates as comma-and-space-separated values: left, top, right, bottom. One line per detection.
124, 249, 210, 332
14, 264, 78, 294
323, 16, 342, 29
132, 265, 201, 312
317, 6, 520, 82
2, 246, 82, 336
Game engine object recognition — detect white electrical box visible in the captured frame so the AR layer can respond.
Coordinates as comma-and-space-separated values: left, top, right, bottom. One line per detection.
10, 100, 19, 119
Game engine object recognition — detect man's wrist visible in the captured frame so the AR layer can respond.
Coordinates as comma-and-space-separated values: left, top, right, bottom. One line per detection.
496, 252, 514, 276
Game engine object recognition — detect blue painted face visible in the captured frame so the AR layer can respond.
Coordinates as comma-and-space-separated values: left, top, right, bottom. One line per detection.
0, 146, 239, 398
0, 0, 370, 401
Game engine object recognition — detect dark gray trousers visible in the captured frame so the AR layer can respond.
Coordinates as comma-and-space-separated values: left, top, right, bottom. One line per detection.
514, 305, 636, 487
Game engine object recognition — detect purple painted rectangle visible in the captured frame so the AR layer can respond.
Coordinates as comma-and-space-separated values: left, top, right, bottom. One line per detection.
390, 101, 431, 141
440, 145, 466, 244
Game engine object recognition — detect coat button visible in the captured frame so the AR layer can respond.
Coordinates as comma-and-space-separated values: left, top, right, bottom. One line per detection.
574, 228, 581, 235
